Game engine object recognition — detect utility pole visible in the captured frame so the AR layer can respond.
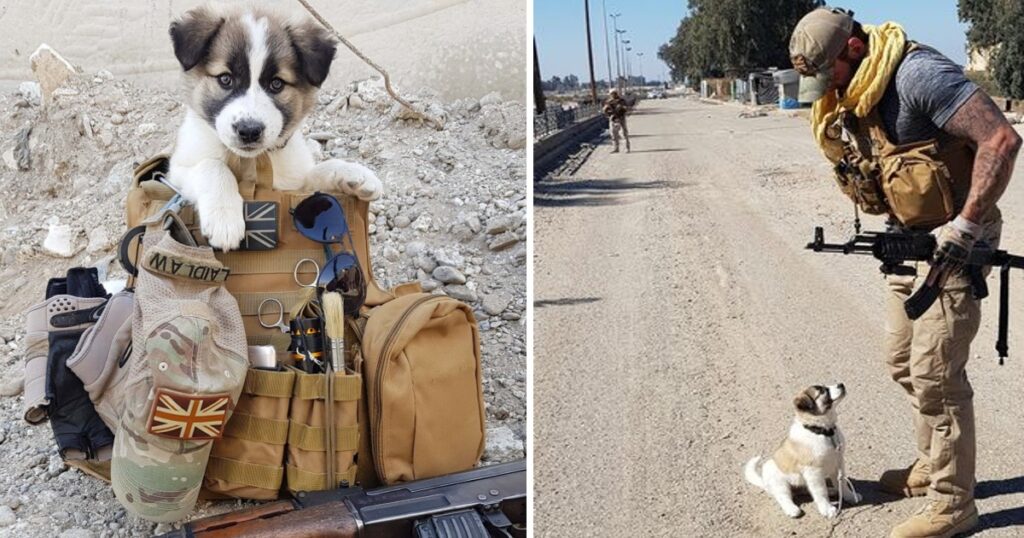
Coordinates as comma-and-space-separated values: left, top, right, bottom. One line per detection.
601, 0, 613, 90
584, 0, 598, 105
618, 40, 626, 88
533, 39, 545, 114
610, 13, 622, 89
637, 52, 644, 86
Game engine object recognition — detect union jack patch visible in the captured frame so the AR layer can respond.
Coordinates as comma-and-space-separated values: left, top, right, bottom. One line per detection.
241, 201, 278, 251
147, 388, 232, 440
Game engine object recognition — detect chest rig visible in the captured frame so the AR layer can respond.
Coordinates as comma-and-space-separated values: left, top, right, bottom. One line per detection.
830, 46, 974, 231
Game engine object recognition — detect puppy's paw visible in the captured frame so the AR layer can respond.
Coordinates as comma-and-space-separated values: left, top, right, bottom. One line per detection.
315, 160, 383, 201
199, 197, 245, 251
818, 505, 838, 519
783, 505, 803, 518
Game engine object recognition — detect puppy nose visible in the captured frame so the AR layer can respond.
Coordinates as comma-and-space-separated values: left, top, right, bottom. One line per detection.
234, 120, 264, 144
837, 383, 845, 391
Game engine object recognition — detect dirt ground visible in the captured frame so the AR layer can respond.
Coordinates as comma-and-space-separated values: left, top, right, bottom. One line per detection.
533, 96, 1024, 537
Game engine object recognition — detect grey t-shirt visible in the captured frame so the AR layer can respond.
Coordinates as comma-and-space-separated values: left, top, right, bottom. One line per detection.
876, 44, 979, 145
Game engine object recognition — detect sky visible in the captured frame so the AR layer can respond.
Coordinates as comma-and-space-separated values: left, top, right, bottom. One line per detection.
534, 1, 971, 83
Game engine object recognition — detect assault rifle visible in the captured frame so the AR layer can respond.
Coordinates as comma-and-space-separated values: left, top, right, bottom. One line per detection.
806, 226, 1024, 363
155, 460, 526, 538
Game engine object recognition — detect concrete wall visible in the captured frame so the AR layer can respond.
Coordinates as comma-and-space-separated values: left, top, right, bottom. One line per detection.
0, 0, 526, 102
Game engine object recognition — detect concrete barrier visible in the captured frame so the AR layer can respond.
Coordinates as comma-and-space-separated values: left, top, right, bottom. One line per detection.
533, 114, 606, 177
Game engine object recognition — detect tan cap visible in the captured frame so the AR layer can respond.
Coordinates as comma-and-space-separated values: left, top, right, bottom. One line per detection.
789, 7, 855, 103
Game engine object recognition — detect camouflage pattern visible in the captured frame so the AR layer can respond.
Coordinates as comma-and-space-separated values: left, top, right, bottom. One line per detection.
111, 213, 247, 523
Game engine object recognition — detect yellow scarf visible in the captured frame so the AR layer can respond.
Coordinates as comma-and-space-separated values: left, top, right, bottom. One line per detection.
811, 22, 907, 163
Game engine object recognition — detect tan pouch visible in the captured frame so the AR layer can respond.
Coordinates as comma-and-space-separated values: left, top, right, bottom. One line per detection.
203, 367, 295, 499
880, 143, 956, 229
285, 367, 361, 492
358, 293, 485, 485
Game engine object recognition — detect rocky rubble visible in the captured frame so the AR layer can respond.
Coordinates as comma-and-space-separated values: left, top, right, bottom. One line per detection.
0, 51, 525, 537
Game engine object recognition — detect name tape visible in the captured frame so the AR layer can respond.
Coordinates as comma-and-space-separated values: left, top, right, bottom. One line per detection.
144, 250, 230, 283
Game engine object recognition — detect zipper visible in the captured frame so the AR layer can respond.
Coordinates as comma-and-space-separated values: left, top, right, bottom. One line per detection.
371, 295, 442, 478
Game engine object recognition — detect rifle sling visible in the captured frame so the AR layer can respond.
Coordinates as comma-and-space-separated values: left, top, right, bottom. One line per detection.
998, 264, 1010, 364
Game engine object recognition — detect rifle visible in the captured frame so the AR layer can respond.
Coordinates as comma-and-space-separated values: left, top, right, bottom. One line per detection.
155, 460, 526, 538
806, 226, 1024, 364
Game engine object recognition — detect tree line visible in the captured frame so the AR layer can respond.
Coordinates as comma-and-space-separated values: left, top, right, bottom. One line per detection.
658, 0, 1024, 99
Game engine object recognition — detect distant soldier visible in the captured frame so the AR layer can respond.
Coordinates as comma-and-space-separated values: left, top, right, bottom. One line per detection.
603, 89, 630, 153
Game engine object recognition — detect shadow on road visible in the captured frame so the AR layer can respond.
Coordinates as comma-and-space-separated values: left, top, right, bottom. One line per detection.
972, 506, 1024, 535
976, 476, 1024, 500
627, 148, 685, 154
534, 178, 683, 208
534, 297, 602, 308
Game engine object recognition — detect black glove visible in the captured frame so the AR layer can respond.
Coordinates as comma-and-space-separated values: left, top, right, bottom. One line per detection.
44, 268, 114, 461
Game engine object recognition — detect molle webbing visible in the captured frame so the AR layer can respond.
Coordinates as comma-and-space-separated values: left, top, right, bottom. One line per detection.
288, 423, 359, 452
205, 458, 285, 492
221, 412, 290, 445
293, 373, 362, 401
285, 464, 357, 492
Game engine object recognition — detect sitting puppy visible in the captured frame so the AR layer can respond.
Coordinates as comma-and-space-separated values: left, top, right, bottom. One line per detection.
744, 384, 861, 519
166, 5, 383, 250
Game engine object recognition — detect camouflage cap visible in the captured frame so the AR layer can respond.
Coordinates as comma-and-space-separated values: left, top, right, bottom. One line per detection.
789, 7, 855, 103
111, 217, 247, 523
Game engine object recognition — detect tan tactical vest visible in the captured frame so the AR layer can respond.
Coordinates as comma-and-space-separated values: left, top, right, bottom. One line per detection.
832, 46, 974, 230
120, 154, 484, 498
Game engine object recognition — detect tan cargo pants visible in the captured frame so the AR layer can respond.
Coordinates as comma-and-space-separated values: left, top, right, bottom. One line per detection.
610, 118, 629, 152
884, 210, 1002, 506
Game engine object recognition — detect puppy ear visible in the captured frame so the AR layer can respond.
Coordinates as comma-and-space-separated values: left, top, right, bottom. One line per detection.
793, 393, 815, 413
169, 7, 225, 71
289, 21, 337, 87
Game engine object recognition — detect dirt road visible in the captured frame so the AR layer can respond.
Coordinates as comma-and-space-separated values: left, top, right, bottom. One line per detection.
533, 97, 1024, 537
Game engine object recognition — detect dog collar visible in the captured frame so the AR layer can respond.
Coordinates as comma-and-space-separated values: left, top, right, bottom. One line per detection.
803, 424, 835, 437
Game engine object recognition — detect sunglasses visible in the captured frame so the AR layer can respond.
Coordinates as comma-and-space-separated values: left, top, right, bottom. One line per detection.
291, 192, 366, 315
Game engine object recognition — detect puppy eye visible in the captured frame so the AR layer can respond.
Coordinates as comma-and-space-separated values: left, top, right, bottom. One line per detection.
217, 74, 234, 89
268, 78, 285, 94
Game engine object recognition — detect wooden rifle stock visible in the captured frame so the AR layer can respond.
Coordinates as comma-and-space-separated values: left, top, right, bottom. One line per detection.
158, 461, 527, 538
166, 500, 358, 538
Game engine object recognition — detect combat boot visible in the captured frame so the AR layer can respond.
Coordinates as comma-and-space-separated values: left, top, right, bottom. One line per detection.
879, 459, 930, 497
890, 499, 978, 538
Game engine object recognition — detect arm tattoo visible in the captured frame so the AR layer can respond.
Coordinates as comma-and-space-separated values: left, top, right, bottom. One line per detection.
943, 92, 1022, 223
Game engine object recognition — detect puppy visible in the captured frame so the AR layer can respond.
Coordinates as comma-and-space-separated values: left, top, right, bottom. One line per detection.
744, 384, 861, 519
166, 5, 383, 250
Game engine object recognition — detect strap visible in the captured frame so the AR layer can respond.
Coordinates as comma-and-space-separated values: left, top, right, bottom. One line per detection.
238, 181, 257, 200
142, 247, 229, 284
392, 281, 423, 297
256, 153, 275, 189
215, 249, 325, 275
287, 423, 359, 452
286, 464, 357, 491
50, 303, 105, 328
293, 373, 362, 401
223, 412, 290, 444
997, 264, 1010, 364
802, 423, 835, 437
242, 368, 295, 398
206, 457, 284, 491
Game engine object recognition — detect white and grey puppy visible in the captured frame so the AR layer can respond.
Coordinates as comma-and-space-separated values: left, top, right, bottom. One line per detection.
744, 384, 861, 519
167, 5, 382, 250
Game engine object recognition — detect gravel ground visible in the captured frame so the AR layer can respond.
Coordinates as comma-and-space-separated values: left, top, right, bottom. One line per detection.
0, 64, 525, 537
534, 96, 1024, 537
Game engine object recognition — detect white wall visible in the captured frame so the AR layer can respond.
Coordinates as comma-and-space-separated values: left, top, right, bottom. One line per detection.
0, 0, 526, 102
